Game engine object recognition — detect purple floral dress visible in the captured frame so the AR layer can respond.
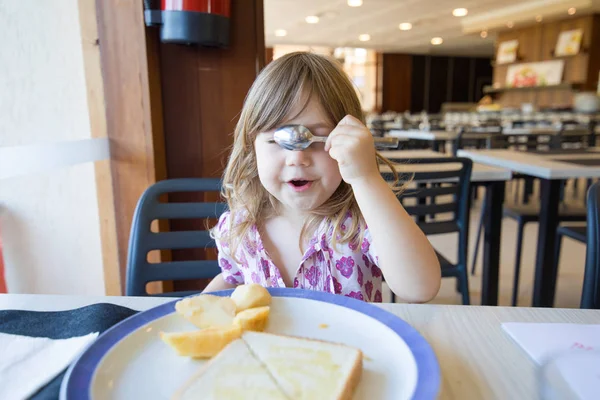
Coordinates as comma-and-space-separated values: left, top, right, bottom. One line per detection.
214, 211, 383, 302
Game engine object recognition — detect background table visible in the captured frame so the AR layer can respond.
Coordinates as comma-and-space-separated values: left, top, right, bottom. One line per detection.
459, 148, 600, 307
2, 294, 600, 399
387, 130, 457, 152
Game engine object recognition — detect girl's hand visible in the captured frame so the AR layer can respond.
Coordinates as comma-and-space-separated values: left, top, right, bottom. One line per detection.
324, 115, 380, 186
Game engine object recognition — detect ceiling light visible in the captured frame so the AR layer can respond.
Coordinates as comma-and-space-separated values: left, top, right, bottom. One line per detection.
399, 22, 412, 31
568, 7, 576, 15
431, 37, 443, 45
536, 15, 543, 22
452, 8, 468, 17
305, 15, 319, 24
507, 21, 514, 28
274, 29, 287, 37
359, 34, 371, 42
480, 30, 488, 39
348, 0, 363, 6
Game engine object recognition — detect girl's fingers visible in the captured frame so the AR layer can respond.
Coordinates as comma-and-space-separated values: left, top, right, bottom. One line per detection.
338, 114, 363, 127
325, 124, 364, 151
328, 145, 348, 166
327, 134, 356, 152
325, 125, 348, 151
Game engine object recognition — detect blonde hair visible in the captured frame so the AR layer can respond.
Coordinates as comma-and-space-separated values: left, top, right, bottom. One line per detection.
215, 52, 402, 259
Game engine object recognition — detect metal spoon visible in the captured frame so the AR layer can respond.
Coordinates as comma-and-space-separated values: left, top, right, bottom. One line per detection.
273, 124, 399, 151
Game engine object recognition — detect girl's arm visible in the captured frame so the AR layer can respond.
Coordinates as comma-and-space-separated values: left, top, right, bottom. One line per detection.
203, 273, 237, 293
326, 116, 441, 303
351, 178, 441, 302
206, 212, 244, 293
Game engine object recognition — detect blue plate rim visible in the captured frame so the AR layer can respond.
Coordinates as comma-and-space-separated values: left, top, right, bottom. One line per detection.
60, 288, 440, 400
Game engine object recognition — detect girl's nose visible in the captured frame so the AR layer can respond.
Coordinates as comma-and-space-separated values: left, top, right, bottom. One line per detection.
285, 148, 312, 167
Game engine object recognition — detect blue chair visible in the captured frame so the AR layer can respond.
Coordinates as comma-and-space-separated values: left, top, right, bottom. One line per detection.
581, 182, 600, 309
383, 157, 473, 305
126, 178, 227, 297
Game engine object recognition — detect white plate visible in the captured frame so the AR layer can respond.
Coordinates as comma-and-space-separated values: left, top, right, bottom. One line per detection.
61, 288, 439, 399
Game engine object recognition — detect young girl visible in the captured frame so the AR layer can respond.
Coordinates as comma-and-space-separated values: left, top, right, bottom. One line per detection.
204, 52, 440, 303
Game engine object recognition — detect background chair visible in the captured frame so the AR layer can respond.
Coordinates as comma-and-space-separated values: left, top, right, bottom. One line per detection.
126, 178, 227, 297
581, 182, 600, 309
383, 157, 473, 304
554, 225, 587, 279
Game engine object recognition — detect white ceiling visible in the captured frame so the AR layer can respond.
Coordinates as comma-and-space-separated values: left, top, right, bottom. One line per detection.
264, 0, 600, 57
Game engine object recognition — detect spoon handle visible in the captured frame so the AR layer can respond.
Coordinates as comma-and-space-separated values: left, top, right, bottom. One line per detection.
373, 137, 399, 149
311, 136, 398, 147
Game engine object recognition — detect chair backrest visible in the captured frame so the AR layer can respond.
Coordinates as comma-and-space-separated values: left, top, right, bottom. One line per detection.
370, 120, 385, 137
549, 124, 590, 149
452, 127, 505, 155
488, 134, 511, 149
382, 157, 473, 266
126, 178, 227, 297
581, 182, 600, 309
588, 119, 597, 147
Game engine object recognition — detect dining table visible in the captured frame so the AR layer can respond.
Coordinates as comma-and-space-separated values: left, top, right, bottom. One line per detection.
386, 129, 458, 152
2, 293, 600, 399
458, 147, 600, 307
386, 129, 507, 153
380, 150, 512, 306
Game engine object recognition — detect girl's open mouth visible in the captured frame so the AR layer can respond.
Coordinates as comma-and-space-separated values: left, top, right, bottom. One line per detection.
288, 180, 313, 192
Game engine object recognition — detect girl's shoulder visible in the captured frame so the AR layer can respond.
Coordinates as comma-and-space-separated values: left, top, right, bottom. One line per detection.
214, 211, 229, 236
214, 209, 249, 236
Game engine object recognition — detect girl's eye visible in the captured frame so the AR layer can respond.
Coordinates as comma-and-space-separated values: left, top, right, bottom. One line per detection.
267, 139, 276, 144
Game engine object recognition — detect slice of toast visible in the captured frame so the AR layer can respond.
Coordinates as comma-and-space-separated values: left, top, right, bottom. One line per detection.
242, 332, 362, 400
172, 338, 288, 400
171, 332, 362, 400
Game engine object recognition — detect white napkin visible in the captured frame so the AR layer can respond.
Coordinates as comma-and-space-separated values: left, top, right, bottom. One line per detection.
0, 331, 98, 400
503, 323, 600, 399
502, 322, 600, 364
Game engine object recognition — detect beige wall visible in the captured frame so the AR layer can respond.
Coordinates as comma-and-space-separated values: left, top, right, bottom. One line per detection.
0, 0, 105, 294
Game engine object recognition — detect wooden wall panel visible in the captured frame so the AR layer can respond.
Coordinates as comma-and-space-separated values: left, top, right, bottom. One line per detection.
157, 0, 265, 291
451, 57, 471, 103
410, 56, 427, 113
473, 58, 493, 101
96, 0, 167, 293
78, 0, 121, 295
265, 47, 274, 64
380, 53, 412, 112
493, 14, 599, 108
375, 52, 382, 112
588, 14, 600, 92
94, 0, 266, 293
493, 25, 543, 86
499, 89, 574, 109
160, 1, 265, 181
428, 56, 449, 113
405, 55, 491, 113
546, 17, 591, 84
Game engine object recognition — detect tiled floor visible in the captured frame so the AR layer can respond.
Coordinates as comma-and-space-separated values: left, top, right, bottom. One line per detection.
385, 182, 589, 307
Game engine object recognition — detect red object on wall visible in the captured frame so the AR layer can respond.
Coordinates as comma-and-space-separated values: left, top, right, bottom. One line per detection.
144, 0, 231, 47
162, 0, 231, 17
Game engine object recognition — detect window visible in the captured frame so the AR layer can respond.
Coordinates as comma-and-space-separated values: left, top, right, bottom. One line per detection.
272, 45, 377, 112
